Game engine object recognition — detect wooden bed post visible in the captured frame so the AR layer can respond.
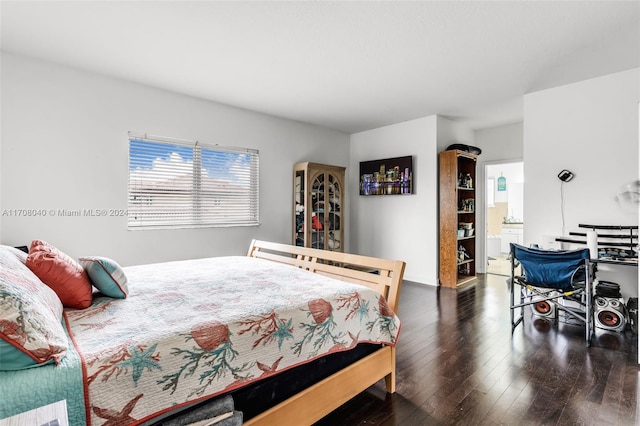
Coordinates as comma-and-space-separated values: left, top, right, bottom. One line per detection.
385, 346, 397, 393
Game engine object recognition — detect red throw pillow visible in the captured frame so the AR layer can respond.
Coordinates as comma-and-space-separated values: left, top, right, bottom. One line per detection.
26, 240, 93, 309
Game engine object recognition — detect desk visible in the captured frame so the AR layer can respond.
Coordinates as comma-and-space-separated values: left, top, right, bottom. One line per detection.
591, 258, 638, 267
555, 223, 637, 268
556, 224, 637, 260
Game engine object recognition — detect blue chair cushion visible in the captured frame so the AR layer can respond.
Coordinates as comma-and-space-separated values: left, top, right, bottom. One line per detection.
510, 243, 589, 291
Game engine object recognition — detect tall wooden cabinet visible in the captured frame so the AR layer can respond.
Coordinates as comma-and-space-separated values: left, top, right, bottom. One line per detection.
294, 162, 345, 252
439, 150, 478, 288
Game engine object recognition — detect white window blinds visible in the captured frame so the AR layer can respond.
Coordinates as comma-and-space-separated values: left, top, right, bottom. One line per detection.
128, 135, 259, 229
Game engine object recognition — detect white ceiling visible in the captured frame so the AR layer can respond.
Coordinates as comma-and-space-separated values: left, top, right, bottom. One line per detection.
1, 1, 639, 134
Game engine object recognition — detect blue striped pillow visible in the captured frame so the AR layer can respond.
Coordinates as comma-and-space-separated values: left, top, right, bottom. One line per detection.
79, 256, 129, 299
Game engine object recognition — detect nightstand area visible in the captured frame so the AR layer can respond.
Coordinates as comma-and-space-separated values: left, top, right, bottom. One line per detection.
0, 400, 68, 426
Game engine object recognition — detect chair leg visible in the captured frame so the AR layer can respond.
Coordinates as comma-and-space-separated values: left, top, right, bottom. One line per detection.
585, 260, 592, 347
510, 279, 525, 331
509, 278, 515, 329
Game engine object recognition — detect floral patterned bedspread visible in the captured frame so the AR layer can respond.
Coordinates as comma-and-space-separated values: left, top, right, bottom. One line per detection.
65, 256, 401, 426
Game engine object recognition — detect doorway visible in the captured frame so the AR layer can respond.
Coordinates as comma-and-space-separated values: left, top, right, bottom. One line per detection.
485, 161, 524, 276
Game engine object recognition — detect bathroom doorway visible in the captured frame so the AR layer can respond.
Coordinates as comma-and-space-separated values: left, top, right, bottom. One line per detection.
485, 161, 524, 276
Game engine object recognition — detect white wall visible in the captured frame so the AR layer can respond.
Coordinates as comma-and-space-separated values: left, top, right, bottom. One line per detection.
474, 122, 524, 272
436, 116, 475, 152
349, 116, 473, 285
0, 53, 350, 265
4, 52, 635, 295
349, 116, 438, 284
475, 122, 524, 162
524, 68, 639, 298
524, 69, 638, 242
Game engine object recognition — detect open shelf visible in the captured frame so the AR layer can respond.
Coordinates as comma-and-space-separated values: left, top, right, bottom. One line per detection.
439, 149, 478, 289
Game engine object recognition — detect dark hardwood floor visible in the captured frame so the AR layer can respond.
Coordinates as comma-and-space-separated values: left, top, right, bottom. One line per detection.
315, 274, 639, 426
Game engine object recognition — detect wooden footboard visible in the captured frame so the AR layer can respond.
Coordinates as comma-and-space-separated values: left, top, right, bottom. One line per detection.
245, 346, 396, 426
247, 240, 405, 312
246, 240, 405, 425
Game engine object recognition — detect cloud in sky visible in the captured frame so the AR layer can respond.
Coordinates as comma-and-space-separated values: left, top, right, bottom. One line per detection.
130, 143, 251, 188
130, 151, 197, 182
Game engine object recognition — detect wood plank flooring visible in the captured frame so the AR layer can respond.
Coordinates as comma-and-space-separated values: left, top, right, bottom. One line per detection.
315, 274, 639, 426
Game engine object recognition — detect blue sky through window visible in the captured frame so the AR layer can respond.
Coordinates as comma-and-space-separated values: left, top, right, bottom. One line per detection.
129, 139, 194, 169
128, 137, 259, 228
129, 138, 251, 183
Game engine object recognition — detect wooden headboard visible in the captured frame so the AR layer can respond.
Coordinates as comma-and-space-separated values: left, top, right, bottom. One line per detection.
247, 239, 406, 313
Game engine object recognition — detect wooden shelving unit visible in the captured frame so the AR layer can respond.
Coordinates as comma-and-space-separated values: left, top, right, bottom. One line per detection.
294, 162, 345, 252
439, 150, 478, 288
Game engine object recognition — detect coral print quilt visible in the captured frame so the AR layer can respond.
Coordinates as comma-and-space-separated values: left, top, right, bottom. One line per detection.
64, 256, 401, 425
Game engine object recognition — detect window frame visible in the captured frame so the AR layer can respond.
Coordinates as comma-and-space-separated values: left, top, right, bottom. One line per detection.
487, 177, 495, 208
127, 133, 260, 230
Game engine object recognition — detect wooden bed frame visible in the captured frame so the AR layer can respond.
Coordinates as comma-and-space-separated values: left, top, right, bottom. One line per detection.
244, 240, 406, 426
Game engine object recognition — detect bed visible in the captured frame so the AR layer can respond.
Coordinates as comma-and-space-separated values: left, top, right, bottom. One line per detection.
0, 240, 405, 425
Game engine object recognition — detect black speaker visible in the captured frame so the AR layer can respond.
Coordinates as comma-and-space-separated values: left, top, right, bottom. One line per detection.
627, 298, 638, 334
595, 280, 622, 298
594, 296, 627, 332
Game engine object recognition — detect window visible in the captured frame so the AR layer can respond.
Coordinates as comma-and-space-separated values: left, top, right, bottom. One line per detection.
487, 178, 495, 208
128, 134, 259, 229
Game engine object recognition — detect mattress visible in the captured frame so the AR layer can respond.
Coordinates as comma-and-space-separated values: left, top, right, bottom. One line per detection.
57, 255, 401, 425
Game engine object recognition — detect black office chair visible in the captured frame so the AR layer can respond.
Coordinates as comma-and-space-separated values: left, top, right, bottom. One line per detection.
509, 243, 593, 346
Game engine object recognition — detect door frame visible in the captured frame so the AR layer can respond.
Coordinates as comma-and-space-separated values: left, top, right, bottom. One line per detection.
482, 159, 523, 275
